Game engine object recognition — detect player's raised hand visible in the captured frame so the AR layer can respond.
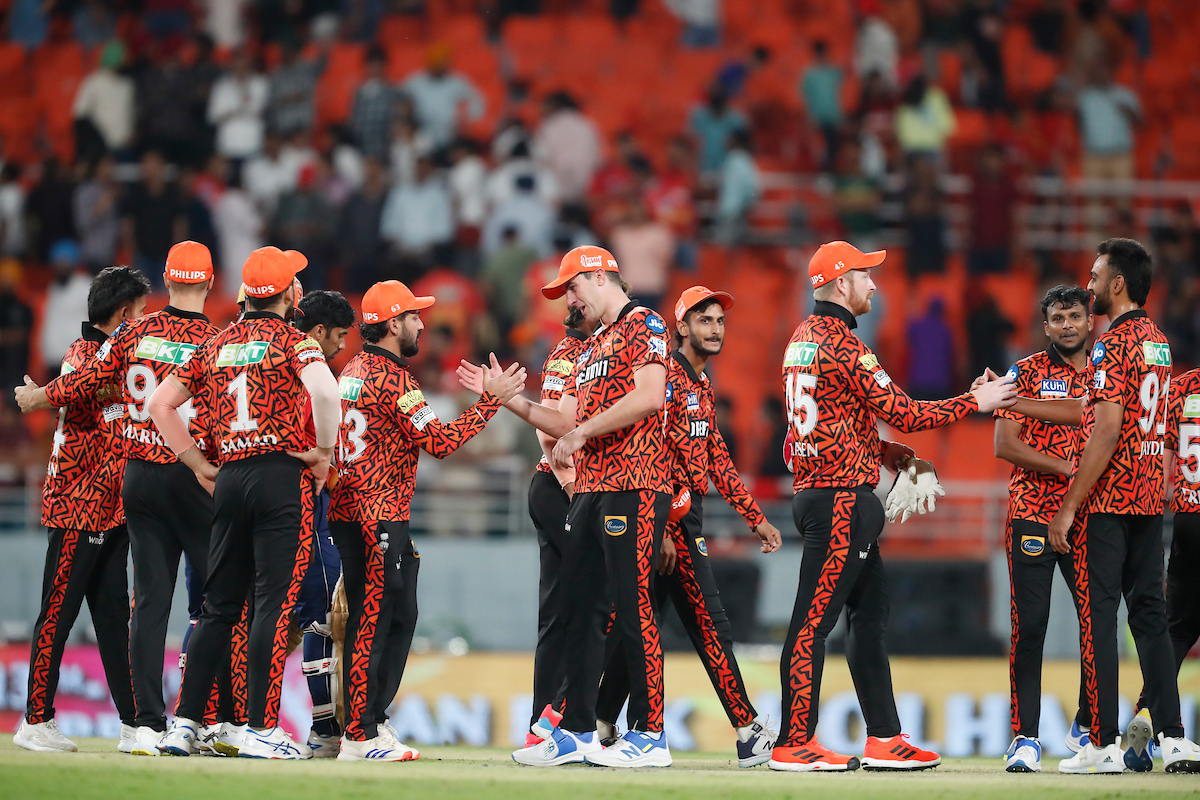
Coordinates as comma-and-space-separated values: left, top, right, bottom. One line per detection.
14, 375, 41, 413
971, 372, 1017, 412
481, 353, 527, 404
456, 359, 485, 395
755, 520, 782, 553
970, 368, 1001, 391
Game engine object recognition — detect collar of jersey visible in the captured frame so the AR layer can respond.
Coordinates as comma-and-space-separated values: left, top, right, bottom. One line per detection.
242, 311, 283, 321
563, 327, 587, 341
1108, 308, 1148, 330
80, 321, 107, 343
363, 343, 407, 368
812, 300, 858, 330
671, 349, 704, 386
164, 305, 211, 323
612, 301, 638, 327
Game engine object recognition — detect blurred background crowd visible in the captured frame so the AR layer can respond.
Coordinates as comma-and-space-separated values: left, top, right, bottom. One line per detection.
0, 0, 1195, 549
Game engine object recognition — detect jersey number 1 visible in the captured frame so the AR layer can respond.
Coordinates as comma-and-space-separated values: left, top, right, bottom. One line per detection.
227, 372, 259, 432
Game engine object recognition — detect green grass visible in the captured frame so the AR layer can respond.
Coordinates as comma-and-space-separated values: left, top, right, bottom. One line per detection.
3, 739, 1199, 799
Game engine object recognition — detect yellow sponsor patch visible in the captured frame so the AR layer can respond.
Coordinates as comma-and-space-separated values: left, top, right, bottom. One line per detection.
859, 353, 880, 371
294, 337, 321, 352
397, 389, 426, 413
545, 359, 574, 374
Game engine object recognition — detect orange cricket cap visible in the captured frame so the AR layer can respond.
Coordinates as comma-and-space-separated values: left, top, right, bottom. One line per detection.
361, 280, 435, 323
542, 245, 619, 300
241, 246, 308, 298
165, 240, 213, 284
674, 285, 734, 322
808, 241, 886, 289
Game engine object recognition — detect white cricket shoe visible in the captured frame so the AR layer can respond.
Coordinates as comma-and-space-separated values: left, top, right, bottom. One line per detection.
130, 726, 164, 756
307, 730, 341, 759
1058, 737, 1123, 773
735, 716, 776, 767
513, 727, 601, 766
1159, 734, 1200, 774
239, 726, 312, 760
118, 724, 136, 754
196, 723, 243, 756
377, 723, 420, 760
14, 718, 78, 753
1005, 737, 1042, 772
158, 718, 200, 756
585, 730, 672, 768
337, 736, 418, 762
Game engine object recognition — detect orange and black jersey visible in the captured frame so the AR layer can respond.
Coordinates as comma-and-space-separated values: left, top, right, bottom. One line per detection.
1165, 368, 1200, 514
783, 301, 979, 492
42, 323, 125, 531
171, 310, 325, 464
44, 306, 218, 464
995, 347, 1089, 524
665, 350, 765, 529
535, 328, 589, 476
329, 344, 501, 523
1081, 310, 1170, 516
573, 302, 671, 494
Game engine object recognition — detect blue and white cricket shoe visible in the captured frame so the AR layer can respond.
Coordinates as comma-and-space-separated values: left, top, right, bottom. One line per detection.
157, 717, 199, 756
238, 726, 312, 760
337, 735, 417, 762
1124, 711, 1154, 772
585, 730, 672, 768
512, 727, 600, 766
1065, 719, 1090, 754
1005, 737, 1042, 772
736, 717, 775, 767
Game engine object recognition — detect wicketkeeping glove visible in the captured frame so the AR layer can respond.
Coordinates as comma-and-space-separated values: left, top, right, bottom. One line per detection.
884, 468, 916, 523
909, 458, 946, 516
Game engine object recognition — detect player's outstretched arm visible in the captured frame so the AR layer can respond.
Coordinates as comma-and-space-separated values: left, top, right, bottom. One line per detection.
1008, 395, 1087, 427
148, 375, 218, 493
994, 416, 1073, 476
551, 362, 666, 470
706, 425, 779, 551
14, 375, 54, 411
1047, 399, 1122, 553
459, 358, 575, 439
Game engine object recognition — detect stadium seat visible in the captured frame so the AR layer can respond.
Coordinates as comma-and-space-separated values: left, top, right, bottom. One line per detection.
563, 15, 618, 52
0, 43, 28, 98
503, 16, 560, 54
378, 14, 427, 44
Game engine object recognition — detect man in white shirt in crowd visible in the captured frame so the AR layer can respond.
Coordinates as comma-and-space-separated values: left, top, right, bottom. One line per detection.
73, 40, 135, 156
400, 44, 484, 151
207, 47, 269, 164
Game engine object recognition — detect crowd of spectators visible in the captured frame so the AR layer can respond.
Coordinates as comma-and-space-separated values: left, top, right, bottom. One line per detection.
1, 0, 1195, 487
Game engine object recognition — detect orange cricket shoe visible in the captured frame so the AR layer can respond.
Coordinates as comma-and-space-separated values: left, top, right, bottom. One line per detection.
768, 738, 861, 772
862, 734, 941, 770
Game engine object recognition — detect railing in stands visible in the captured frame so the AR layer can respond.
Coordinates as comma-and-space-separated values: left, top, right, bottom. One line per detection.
701, 173, 1200, 250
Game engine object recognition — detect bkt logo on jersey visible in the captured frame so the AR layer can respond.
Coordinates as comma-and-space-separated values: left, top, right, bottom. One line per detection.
1143, 341, 1172, 367
690, 420, 710, 438
339, 377, 364, 401
216, 341, 269, 368
136, 336, 198, 366
784, 342, 819, 368
576, 358, 610, 386
1040, 378, 1069, 398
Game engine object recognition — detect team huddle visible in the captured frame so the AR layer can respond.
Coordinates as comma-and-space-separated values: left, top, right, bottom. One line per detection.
7, 235, 1200, 772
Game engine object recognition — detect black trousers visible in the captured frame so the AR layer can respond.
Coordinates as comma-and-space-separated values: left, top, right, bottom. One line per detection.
777, 487, 900, 749
559, 489, 670, 733
1076, 512, 1183, 744
1168, 513, 1200, 672
123, 459, 214, 731
596, 495, 757, 728
527, 470, 571, 727
331, 519, 419, 741
176, 453, 313, 729
26, 524, 136, 726
1007, 517, 1090, 737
